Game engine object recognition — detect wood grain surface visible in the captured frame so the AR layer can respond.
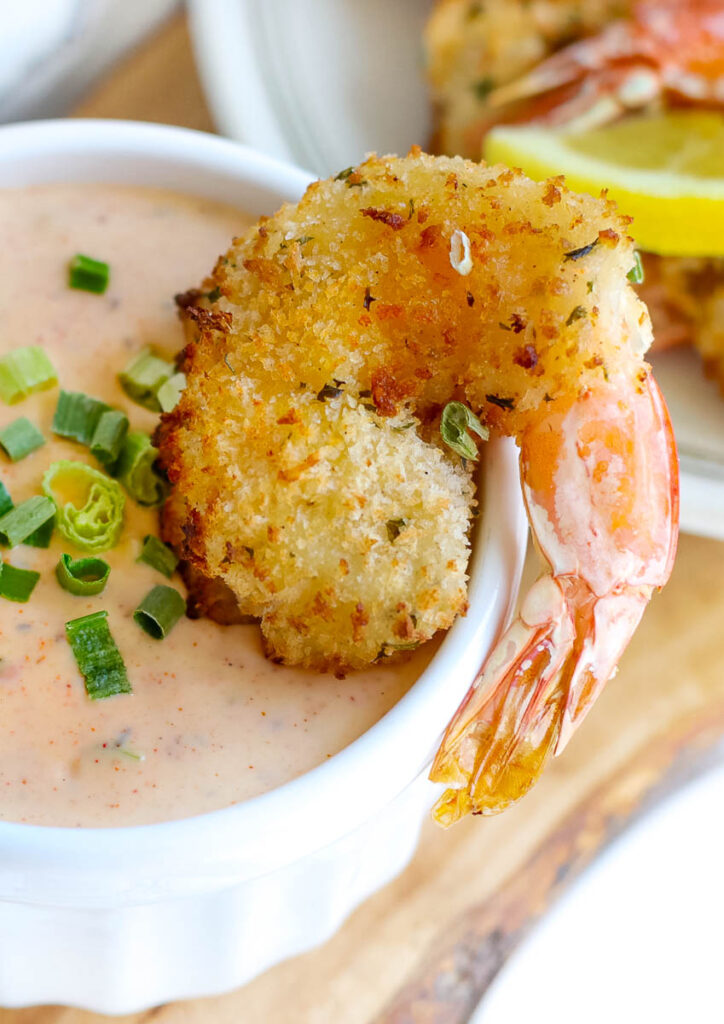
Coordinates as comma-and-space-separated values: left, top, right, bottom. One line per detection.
4, 14, 724, 1024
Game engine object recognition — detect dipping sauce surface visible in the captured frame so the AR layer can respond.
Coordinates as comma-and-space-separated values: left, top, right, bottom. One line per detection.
0, 185, 434, 827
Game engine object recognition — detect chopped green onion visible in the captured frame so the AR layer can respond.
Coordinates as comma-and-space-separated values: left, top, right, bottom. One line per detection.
90, 409, 129, 469
115, 432, 168, 507
0, 417, 45, 461
0, 483, 52, 545
68, 254, 110, 295
0, 562, 40, 602
627, 251, 645, 285
0, 347, 58, 405
65, 610, 131, 699
137, 535, 179, 578
43, 461, 125, 553
0, 480, 13, 517
156, 372, 187, 413
0, 496, 55, 547
440, 401, 489, 461
25, 517, 55, 549
53, 390, 110, 446
133, 585, 186, 639
56, 553, 110, 596
119, 348, 174, 411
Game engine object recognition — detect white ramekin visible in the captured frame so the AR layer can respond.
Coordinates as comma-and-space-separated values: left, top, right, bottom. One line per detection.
0, 120, 528, 1014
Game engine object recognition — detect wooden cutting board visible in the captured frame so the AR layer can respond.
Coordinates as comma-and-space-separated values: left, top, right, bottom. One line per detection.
4, 14, 724, 1024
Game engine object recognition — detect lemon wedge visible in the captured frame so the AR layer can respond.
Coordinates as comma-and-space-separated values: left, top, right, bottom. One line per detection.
485, 112, 724, 257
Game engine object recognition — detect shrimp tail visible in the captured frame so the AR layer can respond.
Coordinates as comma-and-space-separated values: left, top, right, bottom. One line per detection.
431, 576, 573, 825
431, 373, 679, 827
430, 577, 649, 826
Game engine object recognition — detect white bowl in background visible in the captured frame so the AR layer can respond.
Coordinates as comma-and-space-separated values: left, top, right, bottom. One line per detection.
0, 119, 527, 1014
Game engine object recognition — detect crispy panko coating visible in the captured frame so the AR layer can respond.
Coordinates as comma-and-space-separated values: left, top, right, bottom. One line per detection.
159, 150, 647, 673
161, 390, 473, 672
425, 0, 632, 158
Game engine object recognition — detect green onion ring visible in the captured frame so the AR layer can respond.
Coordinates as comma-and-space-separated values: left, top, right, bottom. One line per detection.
115, 432, 168, 507
56, 553, 111, 596
133, 584, 186, 639
137, 535, 179, 578
43, 461, 125, 553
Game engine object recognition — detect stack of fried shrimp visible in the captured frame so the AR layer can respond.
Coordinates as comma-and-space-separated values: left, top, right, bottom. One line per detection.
158, 150, 646, 674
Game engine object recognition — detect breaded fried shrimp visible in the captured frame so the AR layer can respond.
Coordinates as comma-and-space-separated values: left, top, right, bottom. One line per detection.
159, 150, 678, 820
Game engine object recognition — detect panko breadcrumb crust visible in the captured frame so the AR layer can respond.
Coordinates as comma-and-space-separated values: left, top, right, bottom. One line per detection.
158, 149, 649, 673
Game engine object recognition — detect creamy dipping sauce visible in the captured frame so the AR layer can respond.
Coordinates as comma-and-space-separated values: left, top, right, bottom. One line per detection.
0, 185, 435, 827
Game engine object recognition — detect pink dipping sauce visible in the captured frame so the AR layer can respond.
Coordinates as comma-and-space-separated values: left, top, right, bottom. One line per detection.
0, 186, 435, 827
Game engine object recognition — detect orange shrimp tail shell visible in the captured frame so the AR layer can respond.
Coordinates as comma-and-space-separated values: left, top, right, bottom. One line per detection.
430, 372, 679, 825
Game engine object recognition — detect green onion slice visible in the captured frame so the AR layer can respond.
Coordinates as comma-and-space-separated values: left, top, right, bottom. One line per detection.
0, 480, 13, 517
115, 432, 168, 507
56, 553, 111, 596
0, 561, 40, 602
0, 495, 55, 547
53, 390, 110, 446
68, 254, 110, 295
156, 372, 187, 413
0, 483, 53, 546
138, 535, 179, 578
0, 417, 45, 461
440, 401, 489, 461
25, 517, 55, 549
0, 347, 58, 405
627, 251, 645, 285
43, 461, 124, 553
119, 348, 174, 411
65, 610, 131, 699
89, 409, 129, 469
56, 557, 111, 598
133, 585, 185, 639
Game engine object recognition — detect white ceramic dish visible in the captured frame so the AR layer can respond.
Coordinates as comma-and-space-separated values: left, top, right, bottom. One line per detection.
471, 753, 724, 1024
0, 119, 527, 1013
189, 0, 724, 540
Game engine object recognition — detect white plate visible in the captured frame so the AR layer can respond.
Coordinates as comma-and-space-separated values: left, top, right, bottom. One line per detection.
189, 0, 724, 539
471, 755, 724, 1024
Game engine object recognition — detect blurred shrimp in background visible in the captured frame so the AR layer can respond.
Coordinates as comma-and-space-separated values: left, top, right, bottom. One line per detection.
425, 0, 724, 391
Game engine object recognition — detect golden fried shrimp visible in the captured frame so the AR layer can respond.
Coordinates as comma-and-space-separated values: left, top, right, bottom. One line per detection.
425, 0, 632, 158
159, 150, 678, 820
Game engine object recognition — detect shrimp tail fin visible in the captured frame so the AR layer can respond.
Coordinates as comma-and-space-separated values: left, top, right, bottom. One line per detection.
430, 577, 651, 827
430, 577, 574, 826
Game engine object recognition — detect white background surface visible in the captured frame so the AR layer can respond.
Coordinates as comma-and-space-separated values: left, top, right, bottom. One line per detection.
471, 757, 724, 1023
